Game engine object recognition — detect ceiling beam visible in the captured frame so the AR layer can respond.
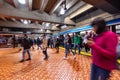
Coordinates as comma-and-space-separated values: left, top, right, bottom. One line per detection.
82, 0, 120, 14
0, 20, 42, 29
0, 17, 7, 21
32, 0, 41, 10
44, 0, 58, 13
6, 0, 16, 8
64, 1, 86, 17
66, 0, 79, 10
13, 0, 19, 8
0, 3, 75, 26
50, 0, 64, 14
27, 0, 33, 11
39, 0, 49, 12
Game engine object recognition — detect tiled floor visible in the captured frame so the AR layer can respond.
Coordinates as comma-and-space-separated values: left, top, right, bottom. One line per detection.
0, 48, 120, 80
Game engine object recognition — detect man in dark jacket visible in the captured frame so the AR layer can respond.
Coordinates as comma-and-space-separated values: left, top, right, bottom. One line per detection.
37, 37, 42, 50
20, 34, 31, 62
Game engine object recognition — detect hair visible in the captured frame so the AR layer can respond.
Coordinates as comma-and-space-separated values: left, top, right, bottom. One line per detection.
24, 34, 27, 37
91, 17, 107, 34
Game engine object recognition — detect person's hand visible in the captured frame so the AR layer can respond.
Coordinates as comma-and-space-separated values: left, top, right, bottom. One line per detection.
87, 40, 95, 46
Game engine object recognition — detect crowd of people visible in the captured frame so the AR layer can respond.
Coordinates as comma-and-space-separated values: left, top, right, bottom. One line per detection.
5, 17, 120, 80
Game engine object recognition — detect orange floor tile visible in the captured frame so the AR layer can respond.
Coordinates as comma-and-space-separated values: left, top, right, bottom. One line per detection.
0, 48, 120, 80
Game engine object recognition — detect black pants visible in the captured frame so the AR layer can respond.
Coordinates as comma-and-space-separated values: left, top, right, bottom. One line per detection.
84, 43, 90, 52
43, 49, 48, 59
55, 44, 59, 53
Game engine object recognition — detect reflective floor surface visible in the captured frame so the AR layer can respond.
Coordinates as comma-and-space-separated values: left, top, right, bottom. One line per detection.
0, 48, 120, 80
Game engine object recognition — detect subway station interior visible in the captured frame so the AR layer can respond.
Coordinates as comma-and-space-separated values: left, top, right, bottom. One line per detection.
0, 0, 120, 80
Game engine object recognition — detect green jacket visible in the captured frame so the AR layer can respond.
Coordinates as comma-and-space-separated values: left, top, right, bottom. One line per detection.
74, 35, 80, 45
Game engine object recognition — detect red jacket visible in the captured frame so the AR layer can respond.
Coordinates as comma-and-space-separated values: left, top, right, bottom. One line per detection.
90, 31, 118, 71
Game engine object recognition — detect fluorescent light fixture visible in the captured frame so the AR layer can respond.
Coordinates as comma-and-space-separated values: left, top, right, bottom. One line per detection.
60, 8, 66, 15
18, 0, 26, 4
61, 25, 67, 29
20, 19, 31, 24
40, 29, 43, 32
28, 20, 31, 24
69, 4, 93, 18
46, 30, 52, 33
46, 23, 50, 27
21, 19, 28, 24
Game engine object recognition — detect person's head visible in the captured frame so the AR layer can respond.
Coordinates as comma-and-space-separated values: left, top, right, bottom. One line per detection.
74, 33, 77, 36
42, 34, 46, 38
23, 34, 27, 38
86, 32, 88, 35
91, 17, 107, 34
67, 35, 71, 39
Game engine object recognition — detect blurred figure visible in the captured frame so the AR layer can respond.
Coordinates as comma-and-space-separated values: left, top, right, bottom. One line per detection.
116, 35, 120, 70
55, 38, 60, 53
29, 38, 34, 50
88, 17, 118, 80
73, 33, 81, 58
53, 37, 56, 48
36, 37, 42, 50
41, 34, 48, 60
7, 37, 12, 47
83, 32, 90, 52
47, 38, 50, 48
20, 34, 31, 62
64, 35, 70, 59
50, 37, 54, 48
117, 35, 120, 59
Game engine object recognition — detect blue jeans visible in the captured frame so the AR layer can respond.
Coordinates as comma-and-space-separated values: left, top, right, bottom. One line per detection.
64, 44, 70, 58
91, 64, 110, 80
74, 44, 80, 54
22, 49, 31, 60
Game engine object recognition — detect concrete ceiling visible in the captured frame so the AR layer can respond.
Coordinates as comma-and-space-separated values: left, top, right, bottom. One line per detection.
0, 0, 81, 34
0, 0, 120, 34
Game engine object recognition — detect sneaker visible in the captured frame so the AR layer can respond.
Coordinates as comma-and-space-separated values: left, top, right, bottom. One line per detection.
44, 58, 48, 60
26, 58, 31, 61
44, 57, 48, 60
19, 60, 25, 62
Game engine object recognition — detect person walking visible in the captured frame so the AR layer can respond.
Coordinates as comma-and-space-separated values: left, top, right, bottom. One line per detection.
83, 32, 90, 53
37, 37, 42, 50
41, 34, 48, 60
88, 17, 118, 80
55, 38, 60, 53
64, 35, 71, 59
73, 33, 81, 58
20, 34, 31, 62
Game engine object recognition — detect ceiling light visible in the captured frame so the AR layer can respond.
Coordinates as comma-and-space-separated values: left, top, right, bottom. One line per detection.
46, 23, 50, 27
60, 8, 66, 15
23, 20, 28, 24
61, 25, 67, 28
18, 0, 26, 4
28, 20, 31, 24
40, 29, 43, 32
